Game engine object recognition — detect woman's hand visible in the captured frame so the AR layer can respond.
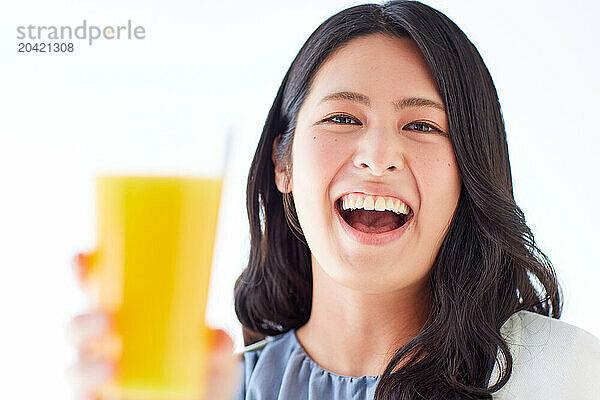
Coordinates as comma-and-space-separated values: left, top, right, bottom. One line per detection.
65, 310, 118, 400
66, 253, 241, 400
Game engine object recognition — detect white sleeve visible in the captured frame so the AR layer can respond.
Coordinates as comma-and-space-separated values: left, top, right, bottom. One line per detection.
492, 310, 600, 400
557, 324, 600, 399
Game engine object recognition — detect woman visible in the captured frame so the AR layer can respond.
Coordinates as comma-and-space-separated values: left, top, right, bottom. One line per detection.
68, 1, 600, 399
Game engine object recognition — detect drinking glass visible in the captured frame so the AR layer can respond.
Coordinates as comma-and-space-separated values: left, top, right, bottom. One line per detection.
80, 129, 233, 399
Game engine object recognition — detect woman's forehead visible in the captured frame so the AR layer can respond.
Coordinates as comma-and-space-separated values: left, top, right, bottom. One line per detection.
305, 34, 442, 107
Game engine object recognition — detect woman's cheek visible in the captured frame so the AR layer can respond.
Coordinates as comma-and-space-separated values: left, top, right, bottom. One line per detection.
297, 133, 344, 175
315, 132, 342, 155
410, 141, 460, 191
421, 151, 462, 240
292, 134, 331, 198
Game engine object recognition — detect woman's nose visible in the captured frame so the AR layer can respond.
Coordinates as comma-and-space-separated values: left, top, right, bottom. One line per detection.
352, 127, 405, 176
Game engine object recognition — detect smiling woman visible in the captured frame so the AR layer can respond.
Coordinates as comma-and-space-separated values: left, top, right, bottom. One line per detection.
282, 33, 461, 296
233, 1, 600, 399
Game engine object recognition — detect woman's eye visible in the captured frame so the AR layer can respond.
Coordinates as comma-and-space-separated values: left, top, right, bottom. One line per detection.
325, 114, 361, 125
320, 117, 446, 135
403, 121, 442, 134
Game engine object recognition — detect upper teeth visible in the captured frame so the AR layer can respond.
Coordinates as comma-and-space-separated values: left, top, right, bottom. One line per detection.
340, 193, 410, 215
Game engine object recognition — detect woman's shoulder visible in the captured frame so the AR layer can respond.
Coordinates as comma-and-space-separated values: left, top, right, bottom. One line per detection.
491, 310, 600, 399
236, 327, 299, 363
232, 329, 299, 400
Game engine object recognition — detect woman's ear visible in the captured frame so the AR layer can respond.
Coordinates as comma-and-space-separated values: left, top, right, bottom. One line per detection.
272, 135, 292, 194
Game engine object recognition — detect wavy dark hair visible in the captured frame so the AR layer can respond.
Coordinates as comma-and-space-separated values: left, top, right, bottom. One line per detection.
234, 1, 562, 398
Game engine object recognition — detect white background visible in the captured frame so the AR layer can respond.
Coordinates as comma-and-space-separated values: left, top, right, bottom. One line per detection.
1, 0, 598, 398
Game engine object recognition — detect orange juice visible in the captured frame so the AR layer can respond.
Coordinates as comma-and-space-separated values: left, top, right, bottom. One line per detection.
86, 175, 223, 399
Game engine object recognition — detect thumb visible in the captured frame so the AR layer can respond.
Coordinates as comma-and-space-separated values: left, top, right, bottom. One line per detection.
209, 328, 234, 352
72, 252, 93, 287
203, 328, 241, 400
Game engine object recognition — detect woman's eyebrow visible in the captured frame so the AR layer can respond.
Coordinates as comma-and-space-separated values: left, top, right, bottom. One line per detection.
319, 91, 445, 112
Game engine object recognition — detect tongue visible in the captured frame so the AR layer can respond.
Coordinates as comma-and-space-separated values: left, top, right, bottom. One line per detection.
346, 209, 400, 234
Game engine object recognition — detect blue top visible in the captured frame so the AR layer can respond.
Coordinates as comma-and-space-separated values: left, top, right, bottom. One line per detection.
234, 328, 380, 400
233, 311, 600, 400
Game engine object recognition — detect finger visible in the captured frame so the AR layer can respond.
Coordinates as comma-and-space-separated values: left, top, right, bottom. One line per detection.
74, 394, 101, 400
207, 329, 235, 374
72, 252, 91, 286
73, 394, 101, 400
203, 329, 241, 400
65, 312, 112, 348
211, 329, 234, 353
79, 330, 122, 363
65, 360, 114, 398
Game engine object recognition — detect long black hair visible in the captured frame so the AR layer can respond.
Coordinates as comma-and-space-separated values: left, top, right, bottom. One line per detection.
234, 1, 562, 398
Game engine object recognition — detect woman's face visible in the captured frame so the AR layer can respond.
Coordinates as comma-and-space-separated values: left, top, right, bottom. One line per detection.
275, 34, 462, 294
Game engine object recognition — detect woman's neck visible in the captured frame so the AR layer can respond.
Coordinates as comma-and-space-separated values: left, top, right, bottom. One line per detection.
295, 258, 431, 378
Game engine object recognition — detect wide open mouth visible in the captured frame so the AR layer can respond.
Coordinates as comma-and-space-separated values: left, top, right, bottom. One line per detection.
335, 198, 413, 234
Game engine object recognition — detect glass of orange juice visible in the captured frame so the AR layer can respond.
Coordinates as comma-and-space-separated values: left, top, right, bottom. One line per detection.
81, 130, 233, 399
